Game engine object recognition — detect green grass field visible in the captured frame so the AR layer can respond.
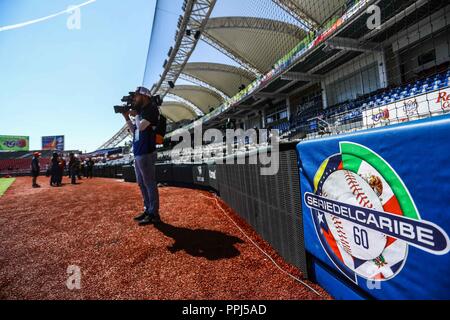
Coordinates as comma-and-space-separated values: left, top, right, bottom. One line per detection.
0, 178, 15, 197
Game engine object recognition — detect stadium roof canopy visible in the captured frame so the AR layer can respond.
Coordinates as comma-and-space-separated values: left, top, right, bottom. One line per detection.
203, 17, 306, 74
276, 0, 347, 28
182, 62, 256, 98
169, 85, 224, 114
160, 101, 197, 122
206, 0, 437, 118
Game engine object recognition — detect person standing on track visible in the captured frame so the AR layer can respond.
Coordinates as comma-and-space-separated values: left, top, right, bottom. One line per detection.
31, 152, 41, 188
50, 152, 61, 187
68, 153, 77, 185
86, 158, 94, 179
76, 156, 82, 180
58, 157, 66, 185
122, 86, 161, 226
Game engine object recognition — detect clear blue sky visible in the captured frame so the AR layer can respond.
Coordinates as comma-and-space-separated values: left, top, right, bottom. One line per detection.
0, 0, 156, 152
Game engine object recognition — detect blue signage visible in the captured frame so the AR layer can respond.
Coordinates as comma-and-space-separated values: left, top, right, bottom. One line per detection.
42, 136, 65, 151
298, 115, 450, 299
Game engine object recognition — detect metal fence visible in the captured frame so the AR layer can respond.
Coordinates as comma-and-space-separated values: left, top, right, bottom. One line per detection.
215, 143, 307, 275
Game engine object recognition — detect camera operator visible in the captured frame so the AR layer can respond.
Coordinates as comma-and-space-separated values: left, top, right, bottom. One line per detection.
122, 87, 161, 226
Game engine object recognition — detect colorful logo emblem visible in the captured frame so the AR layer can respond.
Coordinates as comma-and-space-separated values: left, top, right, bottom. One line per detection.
3, 139, 27, 149
371, 108, 390, 123
304, 142, 449, 283
437, 91, 450, 111
403, 99, 419, 116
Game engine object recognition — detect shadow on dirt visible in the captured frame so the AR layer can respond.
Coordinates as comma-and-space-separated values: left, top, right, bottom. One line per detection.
154, 222, 244, 261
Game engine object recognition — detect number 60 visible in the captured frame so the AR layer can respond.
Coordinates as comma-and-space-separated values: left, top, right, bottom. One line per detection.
353, 226, 369, 249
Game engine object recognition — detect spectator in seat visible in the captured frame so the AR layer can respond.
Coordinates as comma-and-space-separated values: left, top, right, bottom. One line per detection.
31, 152, 41, 188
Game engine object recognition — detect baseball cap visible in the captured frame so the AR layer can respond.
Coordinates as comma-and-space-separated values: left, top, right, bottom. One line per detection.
33, 152, 41, 157
135, 86, 152, 98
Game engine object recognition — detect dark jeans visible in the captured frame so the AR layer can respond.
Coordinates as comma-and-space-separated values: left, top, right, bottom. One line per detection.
134, 152, 159, 215
58, 169, 64, 184
70, 168, 77, 184
51, 167, 61, 185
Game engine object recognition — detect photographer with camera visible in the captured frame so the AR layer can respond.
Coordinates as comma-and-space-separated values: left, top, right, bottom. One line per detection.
120, 87, 161, 226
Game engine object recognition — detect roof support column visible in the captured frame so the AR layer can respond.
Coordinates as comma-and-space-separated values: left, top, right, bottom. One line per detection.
261, 109, 266, 129
377, 49, 388, 89
286, 97, 292, 121
321, 81, 328, 109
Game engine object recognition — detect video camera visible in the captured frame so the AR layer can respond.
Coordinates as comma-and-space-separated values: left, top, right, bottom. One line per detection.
114, 92, 163, 114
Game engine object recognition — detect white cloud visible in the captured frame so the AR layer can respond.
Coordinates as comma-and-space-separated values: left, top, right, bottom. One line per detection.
0, 0, 96, 32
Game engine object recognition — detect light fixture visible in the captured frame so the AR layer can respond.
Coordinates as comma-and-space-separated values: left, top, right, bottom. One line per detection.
182, 0, 188, 11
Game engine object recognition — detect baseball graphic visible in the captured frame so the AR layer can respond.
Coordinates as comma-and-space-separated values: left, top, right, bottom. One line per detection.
307, 143, 449, 283
322, 170, 387, 261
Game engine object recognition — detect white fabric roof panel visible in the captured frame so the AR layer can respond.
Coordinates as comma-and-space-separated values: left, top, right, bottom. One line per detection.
204, 17, 306, 73
280, 0, 347, 27
183, 62, 256, 97
169, 85, 224, 114
160, 101, 197, 123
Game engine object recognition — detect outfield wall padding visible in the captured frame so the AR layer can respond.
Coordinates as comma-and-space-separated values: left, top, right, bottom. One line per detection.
192, 163, 210, 188
156, 164, 173, 183
215, 143, 308, 277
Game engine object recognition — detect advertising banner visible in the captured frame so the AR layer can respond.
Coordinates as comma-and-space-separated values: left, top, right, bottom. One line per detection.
0, 135, 29, 151
363, 87, 450, 127
42, 136, 65, 151
298, 115, 450, 299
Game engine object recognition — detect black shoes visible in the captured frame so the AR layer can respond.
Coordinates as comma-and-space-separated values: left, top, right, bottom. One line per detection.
134, 212, 148, 221
138, 214, 161, 226
138, 215, 153, 226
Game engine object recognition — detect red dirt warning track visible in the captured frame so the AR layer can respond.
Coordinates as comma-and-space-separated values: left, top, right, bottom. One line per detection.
0, 177, 330, 300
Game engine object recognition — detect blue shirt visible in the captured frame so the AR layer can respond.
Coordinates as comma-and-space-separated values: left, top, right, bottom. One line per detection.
132, 105, 159, 156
